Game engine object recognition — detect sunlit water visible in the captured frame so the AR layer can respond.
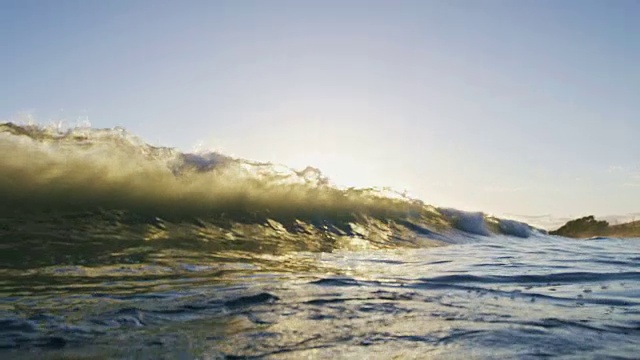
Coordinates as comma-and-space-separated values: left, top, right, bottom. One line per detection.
2, 233, 638, 359
1, 123, 639, 358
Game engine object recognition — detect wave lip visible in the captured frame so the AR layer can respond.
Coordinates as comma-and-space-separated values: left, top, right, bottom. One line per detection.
495, 218, 538, 238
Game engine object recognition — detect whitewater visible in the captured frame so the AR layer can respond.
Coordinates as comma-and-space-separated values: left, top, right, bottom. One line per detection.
1, 123, 638, 359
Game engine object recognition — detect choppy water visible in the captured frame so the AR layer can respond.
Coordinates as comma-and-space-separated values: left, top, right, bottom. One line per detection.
1, 123, 639, 359
2, 232, 639, 359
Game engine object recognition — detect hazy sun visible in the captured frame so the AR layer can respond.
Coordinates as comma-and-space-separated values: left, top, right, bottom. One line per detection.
286, 151, 379, 189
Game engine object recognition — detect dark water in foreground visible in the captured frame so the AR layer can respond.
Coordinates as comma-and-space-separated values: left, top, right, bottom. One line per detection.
2, 231, 639, 359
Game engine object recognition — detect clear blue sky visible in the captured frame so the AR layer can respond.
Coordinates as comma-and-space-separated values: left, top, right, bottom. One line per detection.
2, 0, 639, 225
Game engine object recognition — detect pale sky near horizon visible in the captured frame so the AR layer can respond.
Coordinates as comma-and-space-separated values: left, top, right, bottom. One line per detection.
2, 0, 639, 226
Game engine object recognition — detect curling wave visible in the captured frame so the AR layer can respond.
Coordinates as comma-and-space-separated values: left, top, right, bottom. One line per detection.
0, 122, 538, 267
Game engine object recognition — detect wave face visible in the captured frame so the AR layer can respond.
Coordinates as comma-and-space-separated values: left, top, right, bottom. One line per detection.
0, 122, 538, 268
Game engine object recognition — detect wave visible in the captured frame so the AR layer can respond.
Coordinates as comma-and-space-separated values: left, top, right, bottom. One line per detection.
0, 122, 428, 219
0, 122, 539, 264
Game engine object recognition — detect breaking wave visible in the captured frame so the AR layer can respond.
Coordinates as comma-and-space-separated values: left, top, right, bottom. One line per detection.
0, 122, 539, 268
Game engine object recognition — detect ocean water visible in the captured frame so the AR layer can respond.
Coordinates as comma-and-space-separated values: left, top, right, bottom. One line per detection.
1, 123, 639, 359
